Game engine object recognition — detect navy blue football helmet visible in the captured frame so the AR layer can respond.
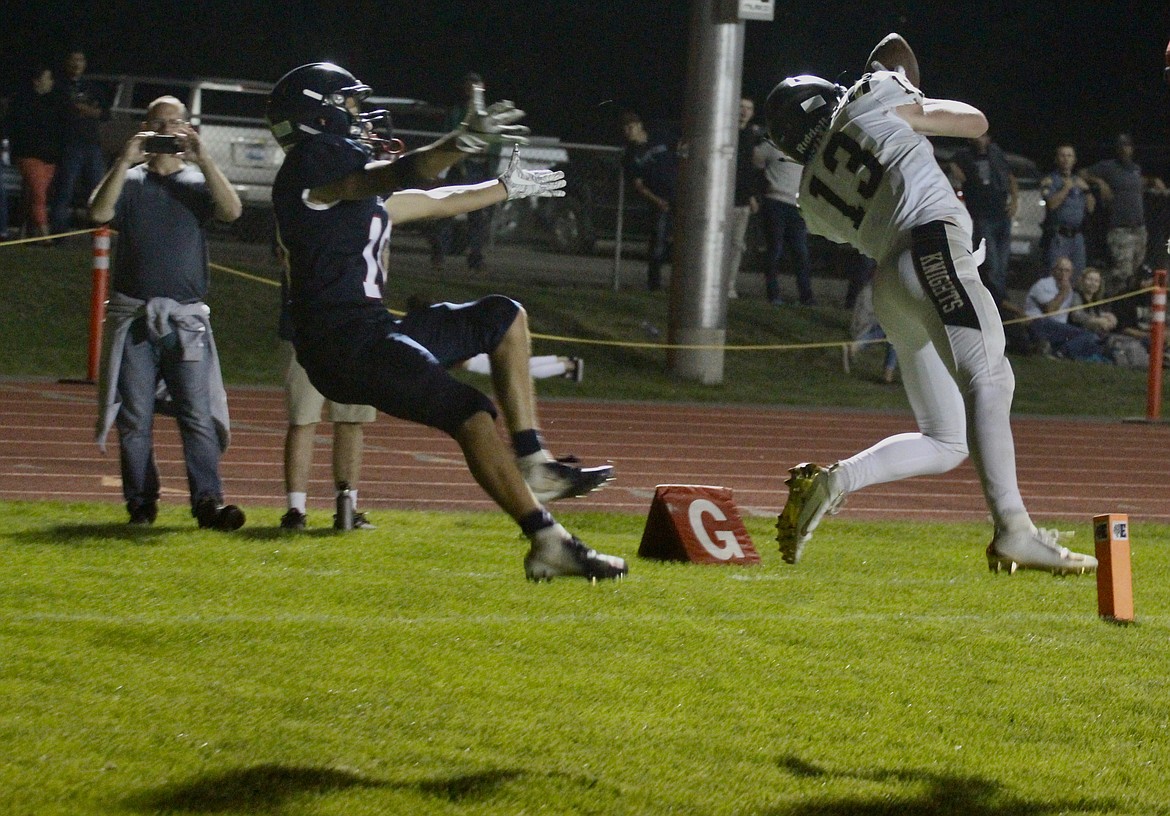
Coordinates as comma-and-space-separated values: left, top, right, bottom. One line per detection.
267, 62, 391, 151
764, 75, 843, 165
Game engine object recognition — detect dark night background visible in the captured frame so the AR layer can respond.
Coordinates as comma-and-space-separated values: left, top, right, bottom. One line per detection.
4, 1, 1170, 172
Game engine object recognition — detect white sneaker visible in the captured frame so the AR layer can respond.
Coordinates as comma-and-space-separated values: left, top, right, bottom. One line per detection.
987, 527, 1098, 575
525, 524, 628, 582
776, 463, 845, 564
520, 456, 614, 502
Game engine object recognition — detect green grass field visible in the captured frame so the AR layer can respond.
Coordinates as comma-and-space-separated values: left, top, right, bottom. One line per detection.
3, 239, 1168, 813
3, 501, 1169, 815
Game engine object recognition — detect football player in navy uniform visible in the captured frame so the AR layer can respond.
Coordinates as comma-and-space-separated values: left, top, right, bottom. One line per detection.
267, 63, 625, 581
765, 53, 1096, 575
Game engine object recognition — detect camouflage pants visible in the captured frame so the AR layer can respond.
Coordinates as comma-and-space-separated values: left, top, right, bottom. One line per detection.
1106, 225, 1147, 293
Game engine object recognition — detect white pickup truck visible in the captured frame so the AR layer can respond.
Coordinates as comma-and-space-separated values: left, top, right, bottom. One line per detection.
91, 74, 449, 209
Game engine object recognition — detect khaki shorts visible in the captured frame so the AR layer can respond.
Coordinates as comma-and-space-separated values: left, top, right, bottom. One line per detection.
283, 342, 376, 426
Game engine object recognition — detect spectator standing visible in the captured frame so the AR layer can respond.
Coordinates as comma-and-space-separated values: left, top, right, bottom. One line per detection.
0, 107, 11, 240
844, 277, 897, 384
90, 96, 246, 530
428, 72, 500, 272
51, 49, 108, 235
621, 109, 678, 292
1040, 143, 1095, 278
951, 132, 1017, 302
278, 311, 378, 531
1081, 133, 1155, 294
753, 138, 814, 305
726, 96, 761, 300
267, 62, 624, 581
1023, 256, 1107, 361
9, 65, 67, 241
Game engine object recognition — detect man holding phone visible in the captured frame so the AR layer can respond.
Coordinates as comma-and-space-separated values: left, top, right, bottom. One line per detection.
90, 96, 247, 530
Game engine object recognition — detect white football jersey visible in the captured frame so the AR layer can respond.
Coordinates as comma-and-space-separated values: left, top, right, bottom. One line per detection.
798, 71, 971, 261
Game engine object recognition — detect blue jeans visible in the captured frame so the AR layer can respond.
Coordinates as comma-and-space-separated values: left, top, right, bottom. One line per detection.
50, 142, 106, 233
1046, 230, 1086, 279
0, 175, 8, 239
1028, 317, 1105, 361
116, 317, 223, 513
647, 209, 672, 291
760, 198, 813, 304
974, 213, 1011, 302
857, 324, 898, 372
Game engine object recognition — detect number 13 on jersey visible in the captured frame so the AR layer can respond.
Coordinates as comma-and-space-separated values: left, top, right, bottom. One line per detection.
807, 131, 885, 230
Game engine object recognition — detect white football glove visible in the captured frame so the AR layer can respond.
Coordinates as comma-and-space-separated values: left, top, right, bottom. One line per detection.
498, 146, 565, 201
456, 84, 531, 154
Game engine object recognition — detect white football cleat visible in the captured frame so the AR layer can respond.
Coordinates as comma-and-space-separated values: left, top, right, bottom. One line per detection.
525, 524, 627, 582
986, 527, 1098, 575
520, 456, 614, 503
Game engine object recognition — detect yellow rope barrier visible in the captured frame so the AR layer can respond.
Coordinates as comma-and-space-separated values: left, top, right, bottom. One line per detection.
5, 227, 1157, 354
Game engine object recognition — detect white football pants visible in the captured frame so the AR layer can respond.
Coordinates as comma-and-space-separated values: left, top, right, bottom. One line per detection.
835, 220, 1031, 535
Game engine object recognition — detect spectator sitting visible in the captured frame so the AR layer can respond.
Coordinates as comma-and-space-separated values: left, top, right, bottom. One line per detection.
1068, 267, 1118, 336
1024, 256, 1108, 361
1110, 268, 1163, 368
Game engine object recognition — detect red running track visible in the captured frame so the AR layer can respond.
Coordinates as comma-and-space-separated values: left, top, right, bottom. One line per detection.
2, 378, 1168, 525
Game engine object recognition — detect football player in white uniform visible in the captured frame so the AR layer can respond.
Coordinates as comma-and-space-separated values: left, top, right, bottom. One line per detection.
766, 70, 1097, 575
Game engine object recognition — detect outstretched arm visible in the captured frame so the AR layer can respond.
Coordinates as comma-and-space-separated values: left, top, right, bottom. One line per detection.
894, 98, 987, 139
386, 147, 564, 225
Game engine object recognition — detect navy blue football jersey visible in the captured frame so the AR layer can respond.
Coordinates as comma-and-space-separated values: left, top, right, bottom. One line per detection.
273, 134, 391, 339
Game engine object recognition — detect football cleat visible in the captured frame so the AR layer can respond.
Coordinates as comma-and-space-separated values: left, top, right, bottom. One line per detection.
524, 524, 628, 582
987, 527, 1098, 575
280, 509, 307, 530
776, 463, 845, 564
564, 357, 584, 384
521, 456, 614, 503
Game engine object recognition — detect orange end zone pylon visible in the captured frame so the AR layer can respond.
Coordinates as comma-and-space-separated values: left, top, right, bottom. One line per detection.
1094, 513, 1134, 623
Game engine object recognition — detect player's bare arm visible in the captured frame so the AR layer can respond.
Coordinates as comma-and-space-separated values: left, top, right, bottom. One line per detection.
386, 146, 564, 224
385, 181, 506, 225
894, 99, 987, 139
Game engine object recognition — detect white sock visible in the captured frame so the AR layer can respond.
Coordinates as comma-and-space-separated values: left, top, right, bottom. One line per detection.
529, 356, 568, 379
288, 492, 307, 513
464, 353, 491, 374
518, 450, 554, 468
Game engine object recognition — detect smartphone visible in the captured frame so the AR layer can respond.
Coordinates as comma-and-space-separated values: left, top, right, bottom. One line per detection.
144, 134, 181, 154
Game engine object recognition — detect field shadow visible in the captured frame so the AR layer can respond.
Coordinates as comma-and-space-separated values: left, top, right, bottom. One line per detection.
758, 756, 1115, 816
13, 523, 355, 546
13, 522, 190, 546
124, 763, 534, 812
124, 764, 385, 812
